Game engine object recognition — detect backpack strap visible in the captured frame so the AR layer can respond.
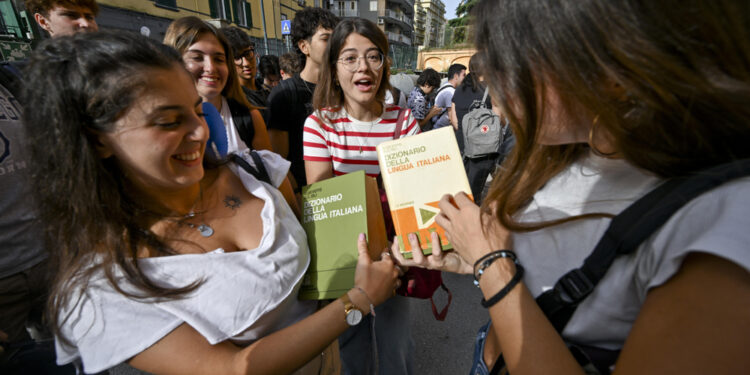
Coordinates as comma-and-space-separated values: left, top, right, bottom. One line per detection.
479, 87, 489, 108
230, 151, 271, 185
226, 98, 255, 149
392, 107, 408, 139
537, 158, 750, 333
432, 84, 454, 122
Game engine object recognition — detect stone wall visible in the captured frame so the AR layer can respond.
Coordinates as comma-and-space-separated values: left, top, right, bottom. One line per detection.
417, 47, 476, 72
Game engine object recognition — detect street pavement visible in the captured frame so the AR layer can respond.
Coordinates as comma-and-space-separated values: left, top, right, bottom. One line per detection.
408, 272, 487, 374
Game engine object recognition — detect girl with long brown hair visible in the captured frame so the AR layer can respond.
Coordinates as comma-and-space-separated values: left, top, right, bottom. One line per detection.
394, 0, 750, 373
25, 31, 400, 374
164, 16, 272, 154
302, 17, 419, 374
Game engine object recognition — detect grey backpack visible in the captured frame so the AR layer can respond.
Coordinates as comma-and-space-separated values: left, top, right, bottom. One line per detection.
462, 88, 503, 158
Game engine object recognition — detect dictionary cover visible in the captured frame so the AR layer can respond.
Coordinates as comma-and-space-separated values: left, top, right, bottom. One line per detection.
377, 126, 473, 256
299, 170, 388, 300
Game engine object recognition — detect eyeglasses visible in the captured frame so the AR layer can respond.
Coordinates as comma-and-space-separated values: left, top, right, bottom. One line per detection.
234, 48, 255, 62
337, 51, 384, 72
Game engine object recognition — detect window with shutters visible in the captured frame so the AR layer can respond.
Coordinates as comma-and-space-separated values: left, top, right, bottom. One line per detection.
209, 0, 230, 20
234, 0, 252, 27
154, 0, 177, 10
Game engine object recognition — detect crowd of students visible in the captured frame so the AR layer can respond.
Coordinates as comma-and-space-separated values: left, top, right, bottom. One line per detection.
2, 0, 750, 374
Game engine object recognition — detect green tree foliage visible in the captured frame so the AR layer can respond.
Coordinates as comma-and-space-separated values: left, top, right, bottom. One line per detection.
446, 0, 477, 46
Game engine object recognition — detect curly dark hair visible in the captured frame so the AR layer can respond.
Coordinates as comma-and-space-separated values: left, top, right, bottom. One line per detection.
291, 7, 339, 68
416, 68, 441, 89
23, 31, 201, 346
26, 0, 98, 16
279, 52, 301, 77
258, 54, 280, 80
221, 25, 254, 60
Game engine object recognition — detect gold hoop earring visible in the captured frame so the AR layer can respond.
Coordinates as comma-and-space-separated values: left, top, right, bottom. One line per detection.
588, 115, 617, 157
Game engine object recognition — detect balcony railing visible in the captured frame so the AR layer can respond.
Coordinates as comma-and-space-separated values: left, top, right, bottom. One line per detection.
333, 9, 360, 17
390, 0, 414, 11
386, 31, 412, 45
383, 9, 413, 27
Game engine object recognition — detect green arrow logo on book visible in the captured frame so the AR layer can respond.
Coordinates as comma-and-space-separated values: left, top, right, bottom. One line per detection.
415, 203, 440, 228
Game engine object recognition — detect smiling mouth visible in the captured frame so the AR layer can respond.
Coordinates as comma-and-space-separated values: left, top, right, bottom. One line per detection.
201, 76, 220, 85
173, 151, 201, 161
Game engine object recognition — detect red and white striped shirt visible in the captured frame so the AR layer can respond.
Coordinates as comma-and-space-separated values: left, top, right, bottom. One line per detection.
303, 105, 420, 177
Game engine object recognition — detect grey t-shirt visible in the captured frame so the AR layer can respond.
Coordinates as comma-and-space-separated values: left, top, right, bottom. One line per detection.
0, 83, 47, 277
514, 153, 750, 350
432, 83, 454, 129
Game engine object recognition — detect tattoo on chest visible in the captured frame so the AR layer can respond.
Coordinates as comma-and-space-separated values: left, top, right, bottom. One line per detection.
224, 195, 242, 210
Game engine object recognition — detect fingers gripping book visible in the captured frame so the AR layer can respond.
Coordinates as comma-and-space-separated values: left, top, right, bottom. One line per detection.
299, 171, 388, 300
376, 127, 473, 256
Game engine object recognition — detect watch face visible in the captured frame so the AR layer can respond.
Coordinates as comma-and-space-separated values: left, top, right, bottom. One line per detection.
346, 309, 363, 326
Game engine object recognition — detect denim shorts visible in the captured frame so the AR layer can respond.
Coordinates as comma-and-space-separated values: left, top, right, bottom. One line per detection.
469, 320, 492, 375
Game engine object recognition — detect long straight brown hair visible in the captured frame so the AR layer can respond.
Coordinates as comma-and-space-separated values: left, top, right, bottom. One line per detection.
474, 0, 750, 230
313, 17, 391, 112
164, 16, 255, 110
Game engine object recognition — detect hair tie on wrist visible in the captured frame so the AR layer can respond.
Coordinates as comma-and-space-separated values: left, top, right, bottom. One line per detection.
480, 263, 524, 308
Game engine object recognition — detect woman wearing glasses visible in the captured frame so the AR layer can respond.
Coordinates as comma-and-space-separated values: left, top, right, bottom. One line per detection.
165, 17, 272, 154
304, 18, 419, 182
303, 18, 418, 375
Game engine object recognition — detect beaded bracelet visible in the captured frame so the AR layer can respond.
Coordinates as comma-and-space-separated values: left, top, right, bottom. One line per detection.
473, 250, 518, 287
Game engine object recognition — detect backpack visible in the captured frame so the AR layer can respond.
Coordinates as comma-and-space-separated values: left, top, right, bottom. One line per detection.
391, 87, 401, 105
462, 88, 503, 158
489, 158, 750, 375
0, 62, 23, 102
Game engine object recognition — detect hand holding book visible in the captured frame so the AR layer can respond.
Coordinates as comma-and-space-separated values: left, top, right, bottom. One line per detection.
434, 192, 513, 266
389, 231, 473, 275
353, 233, 403, 306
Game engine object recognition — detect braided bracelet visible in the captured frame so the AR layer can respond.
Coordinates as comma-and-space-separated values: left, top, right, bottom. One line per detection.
473, 250, 518, 287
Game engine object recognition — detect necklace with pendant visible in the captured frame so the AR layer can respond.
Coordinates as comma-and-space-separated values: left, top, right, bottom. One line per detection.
183, 212, 214, 237
355, 118, 378, 154
180, 185, 214, 238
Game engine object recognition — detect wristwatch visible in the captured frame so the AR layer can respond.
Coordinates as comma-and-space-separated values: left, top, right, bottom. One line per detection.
341, 293, 363, 326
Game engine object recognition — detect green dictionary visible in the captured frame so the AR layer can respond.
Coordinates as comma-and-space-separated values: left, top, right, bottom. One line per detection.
299, 170, 388, 300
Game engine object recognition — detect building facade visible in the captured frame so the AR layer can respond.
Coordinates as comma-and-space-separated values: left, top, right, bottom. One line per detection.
1, 0, 312, 60
413, 0, 443, 49
324, 0, 417, 69
3, 0, 417, 68
95, 0, 310, 56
